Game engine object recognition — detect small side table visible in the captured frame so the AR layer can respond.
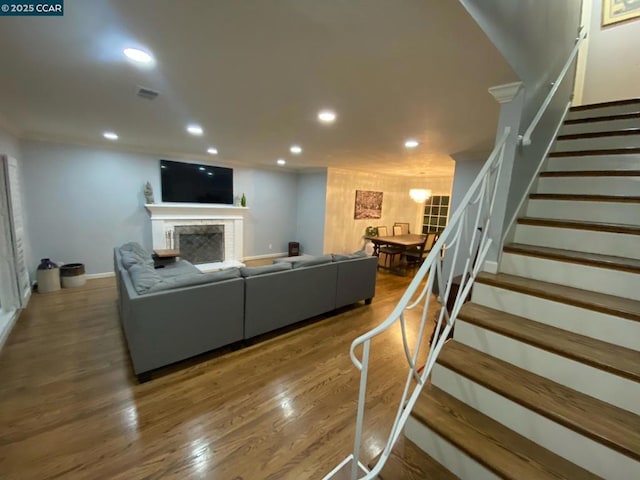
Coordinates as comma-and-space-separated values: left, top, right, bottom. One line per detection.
153, 249, 180, 268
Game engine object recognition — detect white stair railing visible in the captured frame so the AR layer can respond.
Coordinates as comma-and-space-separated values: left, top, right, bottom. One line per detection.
325, 127, 512, 480
519, 27, 587, 146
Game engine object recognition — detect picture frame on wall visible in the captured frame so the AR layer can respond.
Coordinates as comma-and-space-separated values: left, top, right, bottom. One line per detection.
354, 190, 383, 219
602, 0, 640, 26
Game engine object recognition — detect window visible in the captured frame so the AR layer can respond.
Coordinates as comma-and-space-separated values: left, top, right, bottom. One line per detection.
422, 195, 449, 234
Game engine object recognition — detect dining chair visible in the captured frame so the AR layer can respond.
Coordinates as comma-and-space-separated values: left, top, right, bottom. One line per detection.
375, 226, 403, 268
376, 226, 389, 237
403, 232, 439, 268
393, 222, 410, 235
393, 225, 403, 236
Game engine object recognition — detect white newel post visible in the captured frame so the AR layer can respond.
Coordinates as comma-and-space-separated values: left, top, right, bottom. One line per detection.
144, 203, 247, 263
484, 81, 525, 273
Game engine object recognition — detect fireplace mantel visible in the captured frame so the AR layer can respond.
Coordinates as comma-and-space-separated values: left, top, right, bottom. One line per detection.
145, 203, 247, 262
145, 203, 249, 219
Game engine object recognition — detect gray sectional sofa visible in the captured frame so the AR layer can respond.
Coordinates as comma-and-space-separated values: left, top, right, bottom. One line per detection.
114, 243, 378, 382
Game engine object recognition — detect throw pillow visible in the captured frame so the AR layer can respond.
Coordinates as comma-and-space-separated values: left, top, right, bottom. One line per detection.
128, 263, 162, 294
120, 242, 153, 262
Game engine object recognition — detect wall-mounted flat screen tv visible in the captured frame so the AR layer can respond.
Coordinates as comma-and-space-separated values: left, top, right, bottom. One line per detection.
160, 159, 233, 204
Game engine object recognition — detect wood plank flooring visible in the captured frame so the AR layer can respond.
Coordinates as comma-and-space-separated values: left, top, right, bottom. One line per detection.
0, 271, 436, 479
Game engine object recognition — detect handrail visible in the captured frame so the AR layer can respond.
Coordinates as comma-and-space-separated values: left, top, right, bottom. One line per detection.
518, 27, 587, 146
326, 127, 512, 480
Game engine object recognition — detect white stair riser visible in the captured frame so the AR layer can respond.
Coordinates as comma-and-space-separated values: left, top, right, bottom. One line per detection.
405, 417, 500, 480
431, 364, 640, 480
546, 154, 640, 171
526, 199, 639, 226
560, 117, 640, 135
454, 321, 640, 414
513, 224, 640, 260
472, 283, 640, 351
536, 176, 640, 196
500, 252, 639, 301
554, 135, 640, 151
567, 104, 640, 120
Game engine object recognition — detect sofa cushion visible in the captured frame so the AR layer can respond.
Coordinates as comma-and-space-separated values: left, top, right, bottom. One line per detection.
240, 262, 292, 277
146, 268, 241, 293
331, 250, 367, 262
290, 254, 333, 269
273, 254, 314, 264
128, 263, 163, 294
156, 259, 200, 278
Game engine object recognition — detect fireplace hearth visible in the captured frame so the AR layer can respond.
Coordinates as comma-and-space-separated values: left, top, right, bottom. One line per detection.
175, 225, 224, 264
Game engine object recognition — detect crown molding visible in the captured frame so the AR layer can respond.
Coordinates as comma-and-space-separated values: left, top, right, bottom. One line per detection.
488, 81, 524, 104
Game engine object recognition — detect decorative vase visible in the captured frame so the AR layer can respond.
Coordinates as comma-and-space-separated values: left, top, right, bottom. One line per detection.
37, 258, 61, 293
240, 193, 247, 207
37, 258, 58, 270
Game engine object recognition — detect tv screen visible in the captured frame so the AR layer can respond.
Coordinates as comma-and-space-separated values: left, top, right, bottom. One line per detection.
160, 160, 233, 204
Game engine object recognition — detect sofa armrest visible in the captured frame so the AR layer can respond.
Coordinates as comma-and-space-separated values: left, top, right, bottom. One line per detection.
121, 276, 244, 375
335, 256, 378, 308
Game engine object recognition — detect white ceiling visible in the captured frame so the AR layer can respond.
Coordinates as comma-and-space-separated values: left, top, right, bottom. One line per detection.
0, 0, 516, 177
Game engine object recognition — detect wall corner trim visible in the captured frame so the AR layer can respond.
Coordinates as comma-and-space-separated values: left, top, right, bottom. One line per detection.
488, 81, 524, 104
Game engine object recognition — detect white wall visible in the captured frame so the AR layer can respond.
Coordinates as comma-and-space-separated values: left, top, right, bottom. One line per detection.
20, 140, 298, 275
581, 0, 640, 104
324, 168, 453, 254
295, 170, 327, 256
461, 0, 582, 232
447, 157, 486, 277
0, 127, 21, 160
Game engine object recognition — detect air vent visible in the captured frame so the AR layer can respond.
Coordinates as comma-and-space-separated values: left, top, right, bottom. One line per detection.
136, 86, 159, 100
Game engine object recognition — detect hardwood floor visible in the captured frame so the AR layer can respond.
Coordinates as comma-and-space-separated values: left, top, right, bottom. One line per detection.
0, 270, 436, 479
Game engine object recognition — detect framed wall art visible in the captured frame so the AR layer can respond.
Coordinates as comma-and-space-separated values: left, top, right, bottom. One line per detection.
602, 0, 640, 26
354, 190, 383, 219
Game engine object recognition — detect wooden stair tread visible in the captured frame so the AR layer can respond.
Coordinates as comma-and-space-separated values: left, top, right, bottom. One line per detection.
564, 112, 640, 125
504, 243, 640, 274
517, 217, 640, 235
436, 341, 640, 461
458, 303, 640, 382
569, 98, 640, 111
369, 437, 459, 480
529, 193, 640, 203
557, 128, 640, 140
540, 169, 640, 177
548, 148, 640, 157
475, 271, 640, 322
413, 385, 602, 479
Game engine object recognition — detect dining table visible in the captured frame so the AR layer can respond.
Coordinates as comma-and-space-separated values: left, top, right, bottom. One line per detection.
364, 233, 426, 274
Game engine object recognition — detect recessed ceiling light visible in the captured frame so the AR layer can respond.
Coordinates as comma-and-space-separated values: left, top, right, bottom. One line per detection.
404, 139, 419, 148
277, 159, 286, 166
290, 145, 302, 154
103, 132, 118, 140
207, 147, 218, 155
187, 124, 203, 136
199, 166, 206, 171
207, 172, 213, 176
318, 110, 336, 124
123, 48, 153, 64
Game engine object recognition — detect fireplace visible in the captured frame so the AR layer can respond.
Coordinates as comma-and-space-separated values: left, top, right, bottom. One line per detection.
145, 203, 246, 266
175, 225, 224, 265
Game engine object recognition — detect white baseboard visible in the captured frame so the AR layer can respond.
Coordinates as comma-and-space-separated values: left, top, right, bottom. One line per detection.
482, 260, 498, 274
242, 252, 288, 261
0, 309, 19, 351
86, 272, 115, 279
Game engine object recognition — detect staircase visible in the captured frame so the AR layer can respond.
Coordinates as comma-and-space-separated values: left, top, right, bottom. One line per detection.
378, 100, 640, 479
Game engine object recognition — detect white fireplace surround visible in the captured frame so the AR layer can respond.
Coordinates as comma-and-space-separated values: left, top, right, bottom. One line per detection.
145, 203, 247, 264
